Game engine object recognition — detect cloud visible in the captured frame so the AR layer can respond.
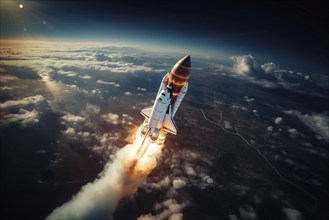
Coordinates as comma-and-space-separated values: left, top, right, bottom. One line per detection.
0, 95, 45, 109
138, 199, 188, 220
62, 127, 77, 138
229, 214, 239, 220
60, 112, 131, 160
97, 80, 120, 87
92, 132, 120, 159
247, 79, 278, 88
287, 128, 298, 136
139, 148, 217, 219
62, 114, 86, 124
0, 75, 19, 82
183, 164, 196, 176
1, 86, 13, 91
232, 55, 260, 75
239, 205, 257, 220
143, 176, 171, 191
0, 108, 39, 127
100, 113, 134, 126
137, 87, 147, 92
261, 62, 279, 74
283, 208, 303, 220
243, 96, 255, 103
232, 55, 310, 83
202, 176, 214, 184
97, 133, 120, 145
78, 131, 91, 141
124, 91, 132, 96
311, 74, 329, 90
230, 55, 318, 91
85, 103, 100, 114
161, 149, 212, 190
284, 158, 298, 166
107, 64, 152, 73
79, 75, 92, 79
101, 113, 120, 125
62, 114, 97, 144
284, 110, 329, 142
274, 117, 283, 125
168, 213, 183, 220
97, 80, 115, 85
94, 53, 111, 61
57, 70, 77, 77
121, 114, 134, 125
90, 89, 101, 95
0, 42, 159, 103
172, 179, 186, 189
137, 214, 156, 220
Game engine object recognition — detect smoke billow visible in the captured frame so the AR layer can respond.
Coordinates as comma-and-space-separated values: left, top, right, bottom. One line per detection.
46, 130, 163, 220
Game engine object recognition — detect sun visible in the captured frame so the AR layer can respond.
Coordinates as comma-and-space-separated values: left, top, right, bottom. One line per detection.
19, 4, 24, 9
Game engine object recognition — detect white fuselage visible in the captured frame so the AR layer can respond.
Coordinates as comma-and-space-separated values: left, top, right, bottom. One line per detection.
148, 89, 171, 130
140, 55, 191, 145
156, 73, 188, 117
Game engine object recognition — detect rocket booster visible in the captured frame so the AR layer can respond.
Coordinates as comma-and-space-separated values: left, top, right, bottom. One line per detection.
140, 55, 191, 145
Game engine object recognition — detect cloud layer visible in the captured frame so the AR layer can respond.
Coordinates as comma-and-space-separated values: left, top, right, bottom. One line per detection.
285, 110, 329, 142
230, 54, 324, 93
1, 40, 326, 220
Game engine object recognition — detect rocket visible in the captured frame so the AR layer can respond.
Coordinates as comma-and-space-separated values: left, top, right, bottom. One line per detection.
140, 55, 191, 145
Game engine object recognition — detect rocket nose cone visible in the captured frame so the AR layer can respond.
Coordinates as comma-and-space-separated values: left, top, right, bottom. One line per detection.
168, 55, 191, 87
179, 55, 191, 68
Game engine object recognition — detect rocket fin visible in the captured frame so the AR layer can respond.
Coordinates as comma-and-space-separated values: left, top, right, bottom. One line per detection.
163, 106, 177, 135
141, 106, 152, 119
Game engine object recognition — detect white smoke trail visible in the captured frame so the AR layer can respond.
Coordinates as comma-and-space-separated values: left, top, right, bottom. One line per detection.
47, 131, 163, 220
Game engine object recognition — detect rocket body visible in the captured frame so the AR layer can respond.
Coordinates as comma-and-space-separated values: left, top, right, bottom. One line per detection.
140, 55, 191, 145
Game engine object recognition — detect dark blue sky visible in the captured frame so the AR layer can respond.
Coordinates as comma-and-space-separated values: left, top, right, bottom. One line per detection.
1, 0, 328, 74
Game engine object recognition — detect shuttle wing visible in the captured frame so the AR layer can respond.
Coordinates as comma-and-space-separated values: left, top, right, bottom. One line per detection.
141, 106, 153, 119
163, 105, 177, 135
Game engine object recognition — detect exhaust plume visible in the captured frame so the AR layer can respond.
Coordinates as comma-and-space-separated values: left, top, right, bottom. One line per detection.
46, 129, 163, 220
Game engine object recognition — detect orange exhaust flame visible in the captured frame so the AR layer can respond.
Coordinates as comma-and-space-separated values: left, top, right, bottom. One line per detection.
126, 127, 164, 179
